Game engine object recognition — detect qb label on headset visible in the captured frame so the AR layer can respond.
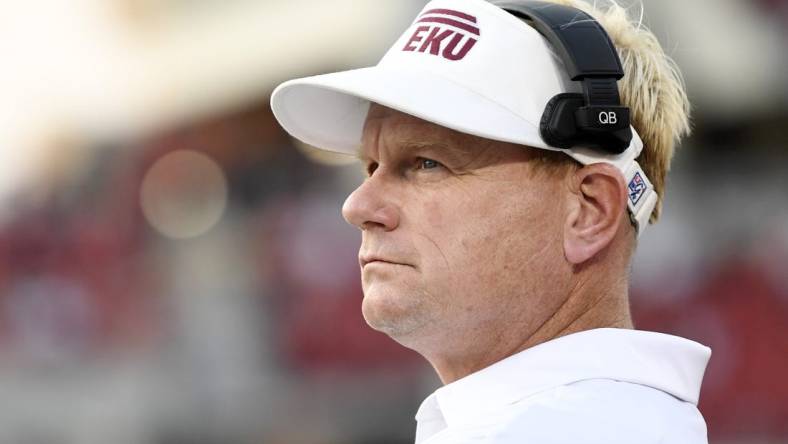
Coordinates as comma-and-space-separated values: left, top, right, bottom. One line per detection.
574, 107, 629, 132
599, 111, 618, 125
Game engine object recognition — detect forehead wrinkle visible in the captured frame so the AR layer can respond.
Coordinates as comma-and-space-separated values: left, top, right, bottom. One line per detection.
361, 116, 462, 160
386, 121, 493, 164
360, 105, 514, 166
357, 111, 389, 162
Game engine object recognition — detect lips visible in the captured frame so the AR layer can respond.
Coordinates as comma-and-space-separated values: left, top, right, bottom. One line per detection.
359, 255, 410, 268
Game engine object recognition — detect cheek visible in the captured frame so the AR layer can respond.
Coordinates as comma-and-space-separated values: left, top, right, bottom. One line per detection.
419, 186, 563, 296
408, 197, 470, 296
407, 177, 566, 297
424, 198, 445, 228
411, 193, 505, 296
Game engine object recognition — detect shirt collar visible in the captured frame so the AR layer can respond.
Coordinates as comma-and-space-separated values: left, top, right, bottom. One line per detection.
416, 328, 711, 428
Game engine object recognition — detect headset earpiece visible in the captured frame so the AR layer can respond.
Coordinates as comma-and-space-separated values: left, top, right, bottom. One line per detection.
539, 93, 584, 149
492, 0, 633, 155
540, 92, 632, 154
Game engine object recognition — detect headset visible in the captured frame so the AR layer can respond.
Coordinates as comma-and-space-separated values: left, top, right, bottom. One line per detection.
490, 0, 632, 155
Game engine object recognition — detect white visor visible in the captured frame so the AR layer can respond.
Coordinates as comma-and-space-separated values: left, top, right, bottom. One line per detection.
270, 0, 657, 235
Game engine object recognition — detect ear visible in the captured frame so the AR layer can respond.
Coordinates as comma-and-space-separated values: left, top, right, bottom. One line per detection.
563, 163, 628, 265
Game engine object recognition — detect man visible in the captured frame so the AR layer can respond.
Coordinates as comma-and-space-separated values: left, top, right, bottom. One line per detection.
271, 0, 711, 442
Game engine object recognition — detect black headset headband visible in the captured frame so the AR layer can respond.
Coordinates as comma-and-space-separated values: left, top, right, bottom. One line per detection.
491, 0, 632, 154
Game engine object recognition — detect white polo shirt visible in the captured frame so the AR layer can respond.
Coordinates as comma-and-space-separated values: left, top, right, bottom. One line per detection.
415, 328, 711, 444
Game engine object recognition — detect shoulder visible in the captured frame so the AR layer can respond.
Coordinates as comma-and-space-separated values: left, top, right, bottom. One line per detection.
476, 379, 708, 444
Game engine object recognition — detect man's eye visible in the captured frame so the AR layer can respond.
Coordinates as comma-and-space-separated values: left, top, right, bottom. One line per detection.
417, 158, 442, 170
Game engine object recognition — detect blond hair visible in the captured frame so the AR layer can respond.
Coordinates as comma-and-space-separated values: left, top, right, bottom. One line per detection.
536, 0, 691, 222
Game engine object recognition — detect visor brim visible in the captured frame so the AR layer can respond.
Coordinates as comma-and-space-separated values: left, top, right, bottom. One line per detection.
270, 66, 551, 156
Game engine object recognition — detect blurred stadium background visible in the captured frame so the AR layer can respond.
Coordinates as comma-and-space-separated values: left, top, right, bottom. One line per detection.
0, 0, 786, 443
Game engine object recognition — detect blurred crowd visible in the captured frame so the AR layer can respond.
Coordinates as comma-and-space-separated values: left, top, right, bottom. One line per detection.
0, 0, 786, 443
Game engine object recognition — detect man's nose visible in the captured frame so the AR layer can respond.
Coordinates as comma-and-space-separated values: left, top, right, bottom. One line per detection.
342, 175, 400, 231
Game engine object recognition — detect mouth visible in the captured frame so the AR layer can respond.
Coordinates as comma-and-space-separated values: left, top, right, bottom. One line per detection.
359, 255, 410, 269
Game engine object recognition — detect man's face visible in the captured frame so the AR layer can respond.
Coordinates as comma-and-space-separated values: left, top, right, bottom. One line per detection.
342, 105, 572, 354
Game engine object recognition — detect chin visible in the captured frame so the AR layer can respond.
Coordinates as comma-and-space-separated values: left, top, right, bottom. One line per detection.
361, 286, 431, 342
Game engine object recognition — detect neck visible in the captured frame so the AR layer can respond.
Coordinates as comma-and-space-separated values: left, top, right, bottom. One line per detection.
520, 270, 633, 352
425, 270, 632, 384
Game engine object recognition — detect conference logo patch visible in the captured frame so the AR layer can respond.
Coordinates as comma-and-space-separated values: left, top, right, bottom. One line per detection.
402, 8, 479, 61
628, 172, 647, 206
